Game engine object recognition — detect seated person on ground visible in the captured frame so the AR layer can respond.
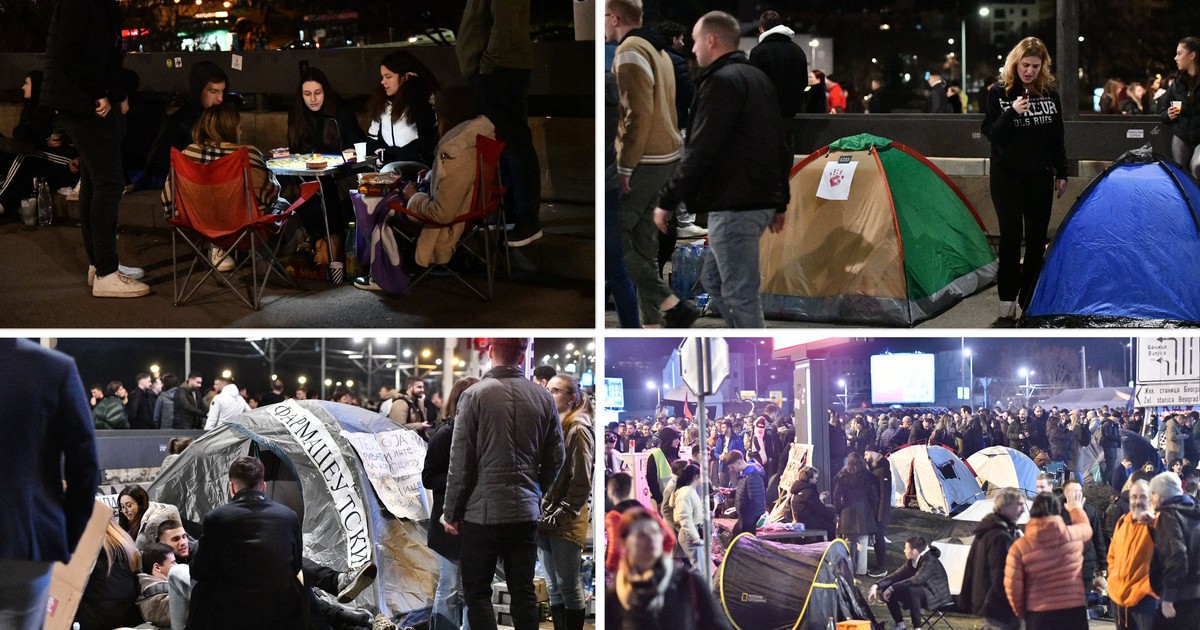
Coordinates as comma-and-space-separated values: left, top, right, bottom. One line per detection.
136, 542, 176, 627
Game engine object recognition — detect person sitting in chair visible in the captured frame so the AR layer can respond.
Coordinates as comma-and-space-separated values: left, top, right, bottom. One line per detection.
353, 110, 497, 294
868, 536, 952, 630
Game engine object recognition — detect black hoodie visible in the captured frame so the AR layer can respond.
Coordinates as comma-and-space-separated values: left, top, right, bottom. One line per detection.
960, 512, 1020, 622
981, 82, 1067, 179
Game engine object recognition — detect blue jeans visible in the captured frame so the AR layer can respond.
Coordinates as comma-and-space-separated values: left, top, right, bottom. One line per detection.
536, 535, 585, 611
0, 560, 52, 630
605, 187, 640, 327
431, 553, 469, 630
702, 209, 775, 328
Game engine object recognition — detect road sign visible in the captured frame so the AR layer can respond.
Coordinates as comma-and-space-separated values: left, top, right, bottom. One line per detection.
1135, 381, 1200, 407
1137, 337, 1200, 383
680, 337, 729, 396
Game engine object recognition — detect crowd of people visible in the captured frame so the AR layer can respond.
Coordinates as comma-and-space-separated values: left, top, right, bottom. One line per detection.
2, 338, 596, 630
4, 0, 544, 299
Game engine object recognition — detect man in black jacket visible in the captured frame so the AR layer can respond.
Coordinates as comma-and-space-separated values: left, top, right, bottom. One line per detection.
869, 536, 952, 630
173, 372, 206, 430
144, 62, 227, 180
1149, 471, 1200, 627
187, 457, 307, 629
959, 489, 1025, 629
749, 11, 807, 123
653, 10, 790, 328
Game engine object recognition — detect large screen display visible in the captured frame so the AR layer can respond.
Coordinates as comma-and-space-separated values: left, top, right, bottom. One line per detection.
871, 353, 935, 404
604, 377, 625, 409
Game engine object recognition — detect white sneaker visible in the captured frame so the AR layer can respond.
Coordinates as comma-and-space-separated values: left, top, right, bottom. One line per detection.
999, 300, 1017, 319
88, 264, 145, 287
211, 247, 235, 272
677, 224, 708, 239
93, 271, 150, 298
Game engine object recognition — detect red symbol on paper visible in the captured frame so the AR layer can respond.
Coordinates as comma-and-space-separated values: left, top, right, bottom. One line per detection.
829, 169, 844, 187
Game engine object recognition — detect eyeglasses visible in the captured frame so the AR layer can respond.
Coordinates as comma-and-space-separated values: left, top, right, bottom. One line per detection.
549, 387, 570, 396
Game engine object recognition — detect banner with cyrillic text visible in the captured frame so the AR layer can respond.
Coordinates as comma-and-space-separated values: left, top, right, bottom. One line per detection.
342, 428, 430, 521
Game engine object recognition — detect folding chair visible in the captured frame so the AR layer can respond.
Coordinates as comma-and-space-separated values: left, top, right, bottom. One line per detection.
917, 599, 956, 630
168, 147, 319, 309
387, 134, 507, 300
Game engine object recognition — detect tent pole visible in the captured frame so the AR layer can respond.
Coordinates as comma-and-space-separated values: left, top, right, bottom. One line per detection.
320, 338, 327, 400
699, 392, 712, 586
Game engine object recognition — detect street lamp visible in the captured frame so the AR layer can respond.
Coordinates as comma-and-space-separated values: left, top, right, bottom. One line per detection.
962, 6, 992, 104
1018, 368, 1034, 404
963, 348, 974, 407
646, 380, 660, 410
838, 379, 848, 409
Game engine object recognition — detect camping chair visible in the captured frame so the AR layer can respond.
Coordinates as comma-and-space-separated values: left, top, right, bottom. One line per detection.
387, 134, 508, 300
917, 599, 956, 630
168, 147, 319, 309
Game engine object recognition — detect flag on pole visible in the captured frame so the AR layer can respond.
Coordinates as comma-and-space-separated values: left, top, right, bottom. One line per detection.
683, 389, 693, 420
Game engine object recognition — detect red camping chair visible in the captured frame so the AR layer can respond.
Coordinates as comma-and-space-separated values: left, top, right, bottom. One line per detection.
387, 134, 508, 300
168, 147, 319, 309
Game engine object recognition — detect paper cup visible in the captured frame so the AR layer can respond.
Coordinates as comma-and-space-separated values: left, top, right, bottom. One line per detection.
1172, 100, 1183, 110
328, 261, 345, 284
342, 148, 357, 163
354, 142, 368, 162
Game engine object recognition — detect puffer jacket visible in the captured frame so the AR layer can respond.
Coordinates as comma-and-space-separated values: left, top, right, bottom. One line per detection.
1004, 505, 1092, 617
788, 479, 836, 534
540, 412, 594, 548
404, 116, 497, 267
673, 484, 706, 551
443, 365, 564, 525
876, 546, 952, 611
1107, 512, 1156, 608
153, 387, 177, 430
1150, 494, 1200, 603
203, 383, 249, 430
832, 467, 878, 536
734, 461, 767, 534
960, 512, 1021, 622
92, 397, 128, 430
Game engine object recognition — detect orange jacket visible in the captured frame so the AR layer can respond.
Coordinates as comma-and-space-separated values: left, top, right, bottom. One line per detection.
1107, 513, 1157, 607
1004, 506, 1092, 617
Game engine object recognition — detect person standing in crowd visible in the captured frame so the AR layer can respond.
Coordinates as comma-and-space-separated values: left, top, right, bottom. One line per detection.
442, 339, 564, 630
458, 0, 542, 246
204, 381, 248, 431
94, 380, 130, 430
645, 426, 680, 510
1149, 472, 1200, 628
173, 372, 205, 430
804, 69, 828, 114
712, 419, 744, 486
654, 10, 790, 328
422, 376, 478, 630
153, 374, 179, 429
606, 0, 696, 329
539, 375, 593, 630
126, 372, 156, 430
41, 0, 149, 297
981, 36, 1068, 320
1005, 488, 1092, 630
1163, 413, 1187, 468
927, 73, 951, 113
1101, 413, 1123, 484
1108, 479, 1159, 630
868, 536, 952, 630
866, 447, 892, 577
718, 450, 765, 536
187, 457, 307, 629
1163, 38, 1200, 179
828, 412, 849, 469
960, 488, 1026, 630
671, 463, 706, 570
0, 339, 100, 629
606, 507, 731, 630
749, 10, 807, 145
387, 377, 433, 435
833, 451, 878, 576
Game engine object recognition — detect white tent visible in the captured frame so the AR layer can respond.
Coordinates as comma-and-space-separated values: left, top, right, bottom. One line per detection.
966, 446, 1039, 497
888, 445, 982, 516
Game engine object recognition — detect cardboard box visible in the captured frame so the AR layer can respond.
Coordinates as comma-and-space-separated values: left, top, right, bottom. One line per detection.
45, 501, 114, 630
837, 621, 873, 630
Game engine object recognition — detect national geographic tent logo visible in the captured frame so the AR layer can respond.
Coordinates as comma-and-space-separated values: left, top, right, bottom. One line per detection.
740, 592, 767, 604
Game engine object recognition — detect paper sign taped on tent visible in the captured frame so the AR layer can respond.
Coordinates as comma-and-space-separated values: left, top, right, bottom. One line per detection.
344, 429, 430, 521
816, 160, 858, 200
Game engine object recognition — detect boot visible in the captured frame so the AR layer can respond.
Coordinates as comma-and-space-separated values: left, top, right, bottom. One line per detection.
550, 604, 565, 630
562, 607, 587, 630
324, 600, 373, 629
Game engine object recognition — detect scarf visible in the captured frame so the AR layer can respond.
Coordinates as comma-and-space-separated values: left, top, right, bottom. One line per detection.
615, 555, 673, 616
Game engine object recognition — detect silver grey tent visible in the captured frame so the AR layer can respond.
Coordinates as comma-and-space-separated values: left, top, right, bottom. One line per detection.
149, 400, 438, 618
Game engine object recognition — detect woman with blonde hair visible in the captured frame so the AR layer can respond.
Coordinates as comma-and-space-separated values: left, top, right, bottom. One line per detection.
981, 36, 1068, 320
539, 374, 593, 630
74, 520, 141, 629
422, 376, 479, 630
1099, 79, 1125, 114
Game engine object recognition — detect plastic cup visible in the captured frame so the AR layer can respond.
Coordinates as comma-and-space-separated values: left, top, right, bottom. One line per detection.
1172, 100, 1183, 111
328, 261, 345, 284
342, 148, 357, 163
354, 142, 368, 162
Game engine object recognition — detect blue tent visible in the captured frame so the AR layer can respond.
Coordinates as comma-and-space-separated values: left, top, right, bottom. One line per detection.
1023, 148, 1200, 327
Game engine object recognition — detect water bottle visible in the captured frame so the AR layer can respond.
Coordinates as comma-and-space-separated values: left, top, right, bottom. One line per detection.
344, 222, 359, 276
37, 178, 53, 226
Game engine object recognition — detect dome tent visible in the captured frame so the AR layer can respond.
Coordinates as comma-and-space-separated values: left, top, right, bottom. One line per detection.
1023, 147, 1200, 327
966, 446, 1039, 497
759, 134, 997, 326
888, 444, 982, 516
717, 536, 876, 630
149, 400, 438, 618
